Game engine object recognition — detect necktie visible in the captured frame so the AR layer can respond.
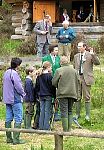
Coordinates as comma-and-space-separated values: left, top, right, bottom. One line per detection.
79, 54, 83, 75
45, 22, 48, 31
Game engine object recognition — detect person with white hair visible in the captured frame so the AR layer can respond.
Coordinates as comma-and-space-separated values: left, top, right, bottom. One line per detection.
56, 20, 76, 62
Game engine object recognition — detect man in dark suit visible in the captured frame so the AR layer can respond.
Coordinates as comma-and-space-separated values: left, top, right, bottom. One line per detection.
73, 42, 100, 121
34, 14, 52, 59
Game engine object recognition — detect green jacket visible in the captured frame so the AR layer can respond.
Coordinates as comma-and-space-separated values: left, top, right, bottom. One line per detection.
52, 64, 79, 100
42, 54, 60, 76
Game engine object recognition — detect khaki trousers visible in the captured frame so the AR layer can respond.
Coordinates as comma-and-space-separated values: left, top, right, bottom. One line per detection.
58, 43, 71, 62
79, 75, 91, 102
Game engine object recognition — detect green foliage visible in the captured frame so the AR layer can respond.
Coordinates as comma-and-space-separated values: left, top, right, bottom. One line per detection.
91, 69, 104, 108
98, 36, 104, 54
0, 38, 22, 58
71, 33, 85, 61
0, 69, 4, 101
88, 36, 104, 54
0, 1, 13, 38
64, 137, 104, 150
31, 144, 44, 150
16, 34, 37, 55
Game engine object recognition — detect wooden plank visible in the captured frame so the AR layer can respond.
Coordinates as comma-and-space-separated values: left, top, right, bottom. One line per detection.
22, 8, 32, 14
12, 22, 21, 27
5, 0, 23, 4
12, 16, 22, 23
22, 19, 31, 25
11, 35, 24, 40
23, 12, 32, 19
93, 0, 97, 22
22, 24, 32, 30
22, 30, 31, 36
15, 27, 22, 34
54, 135, 63, 150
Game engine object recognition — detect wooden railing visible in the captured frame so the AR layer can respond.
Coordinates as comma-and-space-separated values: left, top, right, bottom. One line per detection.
0, 128, 104, 150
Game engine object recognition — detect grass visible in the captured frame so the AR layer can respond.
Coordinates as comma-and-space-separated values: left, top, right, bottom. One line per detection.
64, 136, 104, 150
0, 38, 22, 57
0, 53, 104, 149
0, 103, 5, 120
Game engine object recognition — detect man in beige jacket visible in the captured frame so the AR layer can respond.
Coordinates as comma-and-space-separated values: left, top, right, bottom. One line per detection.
73, 42, 100, 121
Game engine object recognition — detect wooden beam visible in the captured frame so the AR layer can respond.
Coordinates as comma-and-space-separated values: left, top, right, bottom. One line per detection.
5, 0, 23, 4
93, 0, 97, 22
54, 135, 63, 150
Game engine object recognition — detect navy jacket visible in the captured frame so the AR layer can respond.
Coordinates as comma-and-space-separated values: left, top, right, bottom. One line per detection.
35, 73, 56, 98
24, 77, 35, 103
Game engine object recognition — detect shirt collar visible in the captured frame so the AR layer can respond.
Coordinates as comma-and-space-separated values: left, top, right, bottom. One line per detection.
26, 75, 32, 80
42, 70, 49, 74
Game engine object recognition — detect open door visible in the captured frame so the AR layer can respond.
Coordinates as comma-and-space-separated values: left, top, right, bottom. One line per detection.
33, 1, 56, 23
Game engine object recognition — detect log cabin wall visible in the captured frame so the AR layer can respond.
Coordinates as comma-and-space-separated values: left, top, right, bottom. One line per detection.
22, 1, 32, 36
11, 2, 23, 39
100, 0, 104, 22
11, 0, 33, 39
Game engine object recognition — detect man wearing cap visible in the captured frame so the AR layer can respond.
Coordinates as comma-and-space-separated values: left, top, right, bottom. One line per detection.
34, 15, 52, 59
56, 20, 76, 62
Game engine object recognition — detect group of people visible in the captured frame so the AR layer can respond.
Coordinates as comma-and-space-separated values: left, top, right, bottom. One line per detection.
2, 14, 100, 145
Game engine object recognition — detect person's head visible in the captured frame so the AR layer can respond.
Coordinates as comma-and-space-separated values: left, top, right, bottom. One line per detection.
44, 14, 51, 23
60, 56, 69, 65
77, 42, 86, 53
62, 20, 69, 29
25, 66, 35, 78
42, 61, 52, 73
63, 9, 67, 14
49, 45, 58, 56
11, 57, 22, 69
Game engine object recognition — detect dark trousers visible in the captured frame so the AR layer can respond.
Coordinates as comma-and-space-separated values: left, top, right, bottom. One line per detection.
59, 98, 75, 118
33, 101, 40, 129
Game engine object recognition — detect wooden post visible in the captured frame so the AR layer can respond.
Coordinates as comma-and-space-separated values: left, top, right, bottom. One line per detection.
54, 134, 63, 150
93, 0, 97, 22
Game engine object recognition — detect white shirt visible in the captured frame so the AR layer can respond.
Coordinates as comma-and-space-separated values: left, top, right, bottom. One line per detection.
50, 54, 56, 64
79, 51, 86, 74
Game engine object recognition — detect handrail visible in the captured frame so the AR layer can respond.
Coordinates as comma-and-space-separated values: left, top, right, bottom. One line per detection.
0, 128, 104, 150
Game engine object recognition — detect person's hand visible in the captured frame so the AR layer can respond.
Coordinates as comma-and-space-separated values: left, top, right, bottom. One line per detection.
65, 35, 69, 38
41, 31, 47, 35
48, 20, 52, 26
90, 47, 94, 55
59, 35, 64, 39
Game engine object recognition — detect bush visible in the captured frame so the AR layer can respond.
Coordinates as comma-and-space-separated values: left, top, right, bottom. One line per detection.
0, 1, 14, 38
0, 38, 22, 61
70, 32, 86, 61
98, 36, 104, 54
16, 34, 37, 55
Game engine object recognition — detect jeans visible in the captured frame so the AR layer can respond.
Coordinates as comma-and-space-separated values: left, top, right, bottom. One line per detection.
6, 103, 23, 124
39, 96, 52, 130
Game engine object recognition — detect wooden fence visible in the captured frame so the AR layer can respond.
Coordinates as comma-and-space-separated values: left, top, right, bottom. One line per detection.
0, 128, 104, 150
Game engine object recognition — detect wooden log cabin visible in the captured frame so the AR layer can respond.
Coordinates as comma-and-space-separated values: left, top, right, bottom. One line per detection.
4, 0, 104, 40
